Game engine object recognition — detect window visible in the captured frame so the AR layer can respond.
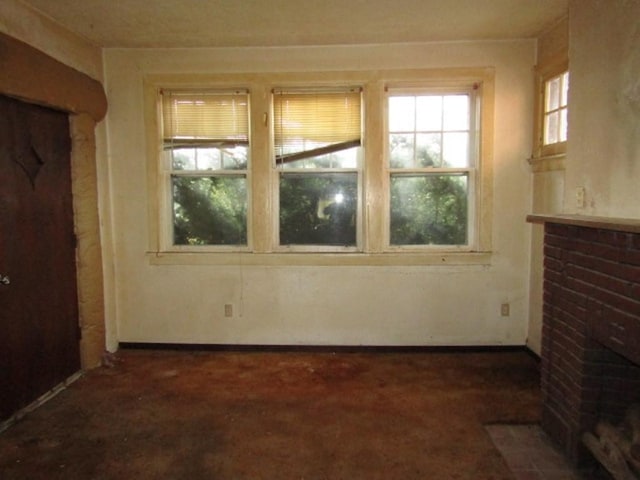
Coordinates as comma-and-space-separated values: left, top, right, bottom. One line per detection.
531, 65, 569, 162
273, 87, 362, 249
386, 89, 476, 247
161, 89, 249, 247
543, 71, 569, 146
146, 69, 493, 264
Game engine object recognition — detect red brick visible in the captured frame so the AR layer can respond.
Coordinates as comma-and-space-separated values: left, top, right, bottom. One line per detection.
575, 241, 622, 262
566, 250, 592, 268
622, 248, 640, 267
579, 229, 632, 248
590, 256, 640, 282
590, 287, 640, 317
544, 244, 564, 260
544, 256, 565, 273
546, 268, 564, 287
546, 223, 572, 237
547, 234, 581, 252
566, 264, 631, 297
565, 277, 596, 297
555, 286, 588, 309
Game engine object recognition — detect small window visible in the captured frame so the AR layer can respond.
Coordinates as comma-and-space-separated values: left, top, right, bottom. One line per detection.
387, 90, 476, 247
543, 71, 569, 146
273, 87, 362, 249
161, 89, 249, 247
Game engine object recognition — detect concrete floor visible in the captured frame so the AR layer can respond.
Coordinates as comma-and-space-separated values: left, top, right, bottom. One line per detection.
486, 424, 613, 480
0, 348, 546, 479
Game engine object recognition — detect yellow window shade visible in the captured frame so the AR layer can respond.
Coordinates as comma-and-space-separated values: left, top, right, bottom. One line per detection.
273, 88, 361, 163
162, 89, 249, 146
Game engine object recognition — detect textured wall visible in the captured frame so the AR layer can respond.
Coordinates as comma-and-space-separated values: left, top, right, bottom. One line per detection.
104, 40, 536, 347
565, 0, 640, 217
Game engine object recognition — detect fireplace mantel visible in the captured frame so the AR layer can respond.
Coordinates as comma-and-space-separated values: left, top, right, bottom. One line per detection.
527, 213, 640, 234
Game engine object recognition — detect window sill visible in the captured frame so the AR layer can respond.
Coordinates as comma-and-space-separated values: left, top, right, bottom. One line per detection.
527, 152, 566, 173
146, 251, 493, 267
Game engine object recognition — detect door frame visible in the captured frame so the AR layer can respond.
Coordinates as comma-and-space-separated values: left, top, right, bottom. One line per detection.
0, 32, 107, 369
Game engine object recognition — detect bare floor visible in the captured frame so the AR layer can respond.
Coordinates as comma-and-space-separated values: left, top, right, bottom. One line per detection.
486, 424, 612, 480
1, 349, 548, 479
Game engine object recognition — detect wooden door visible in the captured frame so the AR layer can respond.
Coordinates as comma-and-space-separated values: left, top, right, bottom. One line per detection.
0, 95, 80, 422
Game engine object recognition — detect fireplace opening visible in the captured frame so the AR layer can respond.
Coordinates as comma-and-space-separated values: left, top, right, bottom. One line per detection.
580, 345, 640, 479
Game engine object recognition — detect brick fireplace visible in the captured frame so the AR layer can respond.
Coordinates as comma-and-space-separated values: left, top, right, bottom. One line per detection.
528, 214, 640, 466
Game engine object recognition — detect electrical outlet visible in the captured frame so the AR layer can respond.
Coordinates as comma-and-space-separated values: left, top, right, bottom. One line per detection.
500, 303, 510, 317
576, 186, 586, 209
224, 304, 233, 317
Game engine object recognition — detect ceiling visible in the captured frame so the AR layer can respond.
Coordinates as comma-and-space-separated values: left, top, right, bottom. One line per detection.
21, 0, 568, 49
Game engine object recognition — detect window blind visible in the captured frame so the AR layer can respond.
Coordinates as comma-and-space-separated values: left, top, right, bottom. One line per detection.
273, 88, 362, 164
161, 89, 249, 148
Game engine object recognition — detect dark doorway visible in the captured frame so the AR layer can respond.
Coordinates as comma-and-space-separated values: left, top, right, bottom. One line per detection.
0, 95, 80, 422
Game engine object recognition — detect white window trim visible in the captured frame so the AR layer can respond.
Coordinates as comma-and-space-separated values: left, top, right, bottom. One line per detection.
143, 68, 494, 266
529, 56, 569, 171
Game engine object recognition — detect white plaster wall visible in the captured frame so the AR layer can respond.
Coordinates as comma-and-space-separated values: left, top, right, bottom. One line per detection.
565, 0, 640, 217
526, 17, 569, 355
104, 41, 536, 347
527, 170, 565, 354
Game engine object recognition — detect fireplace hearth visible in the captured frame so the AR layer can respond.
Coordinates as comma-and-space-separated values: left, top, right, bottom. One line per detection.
528, 214, 640, 470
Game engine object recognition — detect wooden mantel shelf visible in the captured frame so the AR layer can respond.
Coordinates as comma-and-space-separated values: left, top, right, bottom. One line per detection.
527, 213, 640, 234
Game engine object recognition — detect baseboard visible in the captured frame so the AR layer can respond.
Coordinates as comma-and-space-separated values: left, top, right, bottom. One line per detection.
0, 370, 83, 434
119, 342, 532, 355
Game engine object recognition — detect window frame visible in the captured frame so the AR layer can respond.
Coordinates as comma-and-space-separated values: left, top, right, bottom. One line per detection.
532, 59, 569, 161
161, 88, 251, 250
271, 86, 364, 253
144, 69, 494, 266
384, 85, 479, 251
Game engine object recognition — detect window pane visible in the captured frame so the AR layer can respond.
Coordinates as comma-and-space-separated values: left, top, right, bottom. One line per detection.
389, 96, 415, 132
389, 133, 415, 168
544, 111, 559, 145
559, 108, 568, 143
442, 132, 469, 167
546, 77, 560, 111
172, 176, 247, 245
171, 148, 196, 170
442, 95, 469, 131
416, 96, 442, 131
196, 148, 222, 170
280, 173, 357, 246
560, 72, 569, 107
416, 133, 441, 167
221, 146, 249, 170
280, 147, 358, 170
390, 174, 468, 245
170, 146, 248, 171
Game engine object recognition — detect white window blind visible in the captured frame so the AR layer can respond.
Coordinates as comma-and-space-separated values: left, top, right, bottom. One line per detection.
273, 88, 362, 165
162, 89, 249, 148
